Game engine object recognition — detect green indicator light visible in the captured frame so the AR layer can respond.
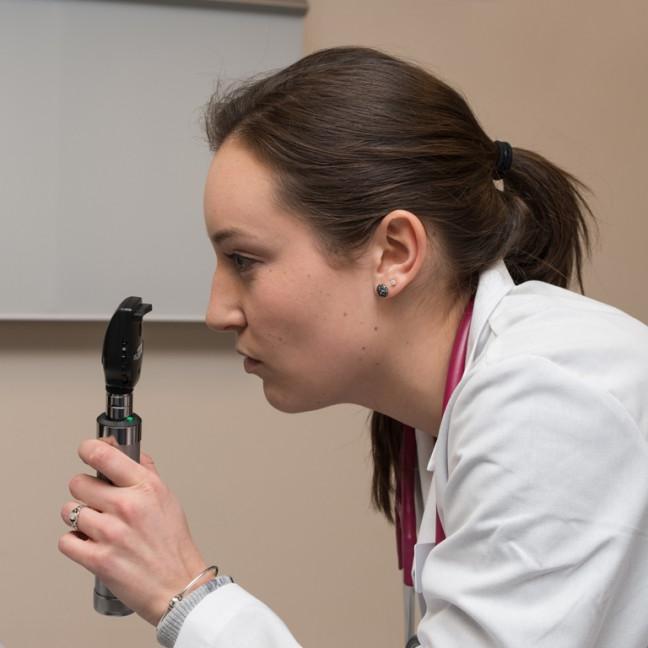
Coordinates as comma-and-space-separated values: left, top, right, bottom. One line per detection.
126, 416, 134, 422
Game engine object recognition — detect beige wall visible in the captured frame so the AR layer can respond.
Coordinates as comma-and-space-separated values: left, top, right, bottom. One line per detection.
1, 1, 646, 646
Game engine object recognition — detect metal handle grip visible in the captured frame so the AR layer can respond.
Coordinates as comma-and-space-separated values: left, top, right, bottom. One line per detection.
94, 403, 141, 616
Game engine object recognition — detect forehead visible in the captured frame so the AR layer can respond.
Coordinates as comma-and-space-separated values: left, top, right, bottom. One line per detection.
209, 135, 275, 193
204, 138, 297, 243
205, 138, 272, 216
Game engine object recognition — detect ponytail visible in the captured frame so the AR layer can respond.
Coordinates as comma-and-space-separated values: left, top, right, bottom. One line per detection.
499, 147, 596, 294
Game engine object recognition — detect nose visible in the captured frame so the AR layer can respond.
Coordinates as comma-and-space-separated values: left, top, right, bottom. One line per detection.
205, 267, 246, 332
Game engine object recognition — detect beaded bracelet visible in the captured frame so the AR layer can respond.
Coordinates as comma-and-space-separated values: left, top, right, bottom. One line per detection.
157, 565, 219, 625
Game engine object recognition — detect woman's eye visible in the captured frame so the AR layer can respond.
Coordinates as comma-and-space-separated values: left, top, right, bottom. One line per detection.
227, 252, 257, 273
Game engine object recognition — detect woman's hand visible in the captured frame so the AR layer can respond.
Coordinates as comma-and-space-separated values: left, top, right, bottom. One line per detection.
58, 438, 208, 626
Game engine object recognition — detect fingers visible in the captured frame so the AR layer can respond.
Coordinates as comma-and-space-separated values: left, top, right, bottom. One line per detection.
60, 500, 128, 545
70, 442, 164, 522
60, 501, 98, 538
140, 451, 160, 476
58, 523, 97, 572
57, 518, 119, 584
68, 473, 117, 513
78, 439, 147, 488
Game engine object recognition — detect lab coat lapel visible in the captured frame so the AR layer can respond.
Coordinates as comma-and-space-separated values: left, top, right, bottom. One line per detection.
413, 258, 516, 593
427, 257, 516, 523
465, 257, 517, 374
413, 446, 439, 593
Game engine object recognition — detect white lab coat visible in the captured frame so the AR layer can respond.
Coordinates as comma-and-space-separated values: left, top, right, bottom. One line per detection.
169, 259, 648, 647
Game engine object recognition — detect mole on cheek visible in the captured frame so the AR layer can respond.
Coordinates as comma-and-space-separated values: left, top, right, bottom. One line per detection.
361, 346, 366, 351
374, 326, 378, 331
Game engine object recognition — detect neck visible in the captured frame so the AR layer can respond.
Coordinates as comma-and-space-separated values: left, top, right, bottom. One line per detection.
357, 292, 471, 437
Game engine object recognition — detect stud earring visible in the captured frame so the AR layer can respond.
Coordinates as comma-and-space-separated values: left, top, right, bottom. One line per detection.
376, 283, 389, 298
389, 278, 397, 287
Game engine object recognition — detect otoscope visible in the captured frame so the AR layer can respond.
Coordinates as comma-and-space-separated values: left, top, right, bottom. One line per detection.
94, 296, 152, 616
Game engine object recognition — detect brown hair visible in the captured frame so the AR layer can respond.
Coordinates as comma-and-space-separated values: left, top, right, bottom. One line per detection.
204, 46, 596, 523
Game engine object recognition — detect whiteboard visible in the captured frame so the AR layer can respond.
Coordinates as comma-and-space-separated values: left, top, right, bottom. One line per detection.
0, 0, 304, 321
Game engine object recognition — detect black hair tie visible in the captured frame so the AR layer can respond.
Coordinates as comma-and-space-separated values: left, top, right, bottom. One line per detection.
493, 140, 513, 179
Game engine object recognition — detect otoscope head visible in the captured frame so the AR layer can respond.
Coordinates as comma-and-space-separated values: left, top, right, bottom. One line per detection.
102, 297, 152, 394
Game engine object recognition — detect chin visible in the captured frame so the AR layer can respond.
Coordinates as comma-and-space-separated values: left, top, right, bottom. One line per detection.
262, 382, 335, 414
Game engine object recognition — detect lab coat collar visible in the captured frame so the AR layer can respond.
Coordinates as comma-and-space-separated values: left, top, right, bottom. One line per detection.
414, 259, 516, 588
424, 257, 515, 473
465, 257, 516, 373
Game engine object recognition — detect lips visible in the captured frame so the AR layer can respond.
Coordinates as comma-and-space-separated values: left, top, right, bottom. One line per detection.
236, 347, 262, 373
243, 356, 261, 373
236, 348, 260, 362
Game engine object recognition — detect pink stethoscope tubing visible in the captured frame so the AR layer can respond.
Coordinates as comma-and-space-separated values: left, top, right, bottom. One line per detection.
396, 298, 474, 646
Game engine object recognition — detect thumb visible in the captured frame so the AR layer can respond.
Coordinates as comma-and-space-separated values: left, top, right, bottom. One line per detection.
140, 451, 160, 476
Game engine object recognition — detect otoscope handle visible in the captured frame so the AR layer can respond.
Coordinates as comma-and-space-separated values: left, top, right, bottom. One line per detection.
93, 401, 142, 616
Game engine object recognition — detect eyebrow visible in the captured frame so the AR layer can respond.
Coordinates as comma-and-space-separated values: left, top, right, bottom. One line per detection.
209, 227, 259, 246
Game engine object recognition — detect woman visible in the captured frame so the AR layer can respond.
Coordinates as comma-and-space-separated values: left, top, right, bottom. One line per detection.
59, 47, 648, 647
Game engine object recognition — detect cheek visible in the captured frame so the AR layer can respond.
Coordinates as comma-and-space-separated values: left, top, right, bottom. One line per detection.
248, 265, 375, 366
292, 283, 377, 366
241, 278, 311, 361
254, 283, 378, 413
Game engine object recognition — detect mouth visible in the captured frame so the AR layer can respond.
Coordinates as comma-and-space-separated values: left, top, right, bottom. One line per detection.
243, 356, 262, 373
237, 348, 262, 373
236, 348, 259, 361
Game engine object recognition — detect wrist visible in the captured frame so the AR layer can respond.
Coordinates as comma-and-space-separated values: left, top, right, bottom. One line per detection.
148, 558, 208, 626
155, 564, 219, 627
156, 575, 235, 648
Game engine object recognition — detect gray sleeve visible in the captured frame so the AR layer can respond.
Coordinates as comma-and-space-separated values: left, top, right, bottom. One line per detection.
156, 576, 235, 647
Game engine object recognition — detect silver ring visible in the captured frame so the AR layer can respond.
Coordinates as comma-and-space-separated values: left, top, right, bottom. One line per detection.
69, 504, 87, 532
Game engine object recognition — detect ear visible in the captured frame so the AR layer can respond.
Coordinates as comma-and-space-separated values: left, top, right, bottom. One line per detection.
371, 210, 429, 297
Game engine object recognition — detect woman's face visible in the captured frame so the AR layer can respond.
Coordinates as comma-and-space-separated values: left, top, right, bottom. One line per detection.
204, 138, 381, 413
